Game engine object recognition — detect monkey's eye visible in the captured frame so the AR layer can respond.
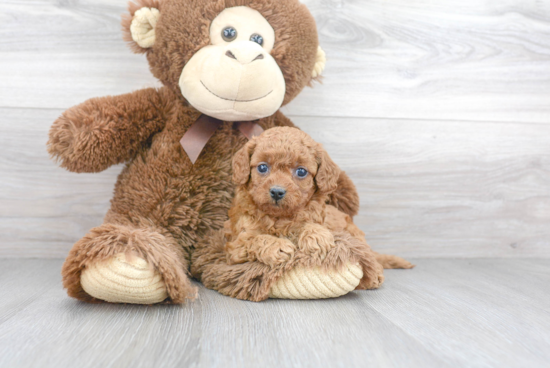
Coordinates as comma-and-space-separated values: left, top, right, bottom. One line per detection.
250, 34, 264, 46
222, 27, 238, 42
257, 163, 269, 174
295, 167, 308, 178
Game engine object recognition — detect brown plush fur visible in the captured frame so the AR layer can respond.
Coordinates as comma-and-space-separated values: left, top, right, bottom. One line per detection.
191, 128, 411, 301
49, 0, 362, 303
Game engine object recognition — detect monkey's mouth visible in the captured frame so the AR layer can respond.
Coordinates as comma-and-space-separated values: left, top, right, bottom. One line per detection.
201, 80, 273, 103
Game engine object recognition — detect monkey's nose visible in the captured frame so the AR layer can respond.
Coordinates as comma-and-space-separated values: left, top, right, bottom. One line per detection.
225, 50, 238, 60
270, 187, 286, 201
225, 46, 265, 64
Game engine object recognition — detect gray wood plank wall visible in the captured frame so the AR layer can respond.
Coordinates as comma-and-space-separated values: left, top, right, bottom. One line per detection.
1, 0, 549, 258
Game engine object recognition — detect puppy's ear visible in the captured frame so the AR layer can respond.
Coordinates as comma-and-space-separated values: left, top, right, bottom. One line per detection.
232, 140, 257, 185
315, 145, 340, 195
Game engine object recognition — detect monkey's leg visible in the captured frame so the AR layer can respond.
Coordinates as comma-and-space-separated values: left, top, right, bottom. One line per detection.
62, 223, 196, 304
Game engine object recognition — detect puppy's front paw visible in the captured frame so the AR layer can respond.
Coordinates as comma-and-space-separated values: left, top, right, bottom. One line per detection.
253, 236, 296, 267
298, 224, 336, 261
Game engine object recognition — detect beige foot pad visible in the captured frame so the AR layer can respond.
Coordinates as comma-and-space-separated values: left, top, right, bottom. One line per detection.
80, 253, 168, 304
269, 263, 363, 299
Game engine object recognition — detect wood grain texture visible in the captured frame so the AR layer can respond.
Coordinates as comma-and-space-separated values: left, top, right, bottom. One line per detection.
1, 108, 549, 258
298, 116, 550, 258
0, 259, 549, 367
288, 0, 550, 122
0, 108, 119, 257
1, 0, 549, 122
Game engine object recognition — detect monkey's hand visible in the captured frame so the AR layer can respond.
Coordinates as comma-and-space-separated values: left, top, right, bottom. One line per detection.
47, 88, 167, 173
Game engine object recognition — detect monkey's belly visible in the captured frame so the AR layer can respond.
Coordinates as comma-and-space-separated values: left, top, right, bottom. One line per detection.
105, 130, 241, 263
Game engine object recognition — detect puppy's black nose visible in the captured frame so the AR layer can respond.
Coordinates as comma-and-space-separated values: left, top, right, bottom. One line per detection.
270, 187, 286, 201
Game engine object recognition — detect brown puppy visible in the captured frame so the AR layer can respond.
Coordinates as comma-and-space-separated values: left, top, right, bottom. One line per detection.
224, 127, 384, 290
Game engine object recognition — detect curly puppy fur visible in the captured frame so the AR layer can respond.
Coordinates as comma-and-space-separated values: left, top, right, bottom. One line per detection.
50, 0, 361, 304
192, 127, 409, 301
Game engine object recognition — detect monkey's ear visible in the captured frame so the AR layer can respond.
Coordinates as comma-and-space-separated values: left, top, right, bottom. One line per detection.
315, 145, 340, 195
311, 46, 327, 79
122, 1, 161, 53
232, 140, 257, 186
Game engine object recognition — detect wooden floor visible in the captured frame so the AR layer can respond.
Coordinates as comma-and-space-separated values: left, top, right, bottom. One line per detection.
0, 259, 548, 368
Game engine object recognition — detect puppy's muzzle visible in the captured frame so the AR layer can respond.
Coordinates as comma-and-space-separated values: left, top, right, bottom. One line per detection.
270, 186, 286, 202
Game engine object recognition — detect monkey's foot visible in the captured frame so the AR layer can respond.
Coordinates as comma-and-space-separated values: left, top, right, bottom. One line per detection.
80, 253, 168, 304
269, 263, 363, 299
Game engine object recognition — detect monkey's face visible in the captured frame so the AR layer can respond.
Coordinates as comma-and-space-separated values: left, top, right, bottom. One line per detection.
180, 7, 285, 121
124, 0, 325, 122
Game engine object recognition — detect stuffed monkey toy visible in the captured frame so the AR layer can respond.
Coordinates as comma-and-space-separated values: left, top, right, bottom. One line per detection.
48, 0, 409, 304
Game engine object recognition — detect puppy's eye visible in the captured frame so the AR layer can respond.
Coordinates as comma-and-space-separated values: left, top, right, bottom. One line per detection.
250, 33, 264, 46
257, 163, 269, 174
295, 167, 308, 178
222, 27, 238, 42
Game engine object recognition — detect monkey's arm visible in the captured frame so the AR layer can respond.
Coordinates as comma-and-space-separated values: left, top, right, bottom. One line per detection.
47, 88, 169, 173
